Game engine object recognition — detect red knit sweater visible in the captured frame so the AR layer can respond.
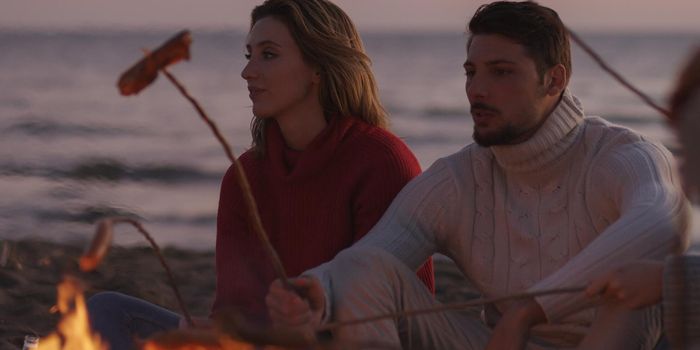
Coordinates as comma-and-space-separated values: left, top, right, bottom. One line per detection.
212, 116, 434, 317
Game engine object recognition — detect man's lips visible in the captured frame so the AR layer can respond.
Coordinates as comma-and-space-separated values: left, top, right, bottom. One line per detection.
471, 108, 498, 125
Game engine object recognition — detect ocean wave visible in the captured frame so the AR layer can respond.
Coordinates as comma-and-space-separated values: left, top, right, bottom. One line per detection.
602, 115, 663, 126
3, 117, 136, 137
0, 158, 222, 184
151, 214, 217, 226
35, 205, 139, 224
421, 106, 468, 119
33, 206, 215, 227
0, 97, 30, 109
403, 133, 471, 146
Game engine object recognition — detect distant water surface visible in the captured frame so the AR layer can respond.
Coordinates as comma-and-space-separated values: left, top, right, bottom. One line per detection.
0, 29, 697, 249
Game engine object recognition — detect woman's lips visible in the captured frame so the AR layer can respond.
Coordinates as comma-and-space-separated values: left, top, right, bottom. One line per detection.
248, 87, 265, 99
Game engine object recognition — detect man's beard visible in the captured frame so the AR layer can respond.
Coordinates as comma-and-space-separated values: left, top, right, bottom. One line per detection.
472, 124, 525, 147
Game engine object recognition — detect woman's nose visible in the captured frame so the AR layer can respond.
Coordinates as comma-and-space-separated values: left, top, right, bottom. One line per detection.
241, 60, 256, 80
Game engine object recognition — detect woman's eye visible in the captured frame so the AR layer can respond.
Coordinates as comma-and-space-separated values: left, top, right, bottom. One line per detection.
262, 51, 277, 59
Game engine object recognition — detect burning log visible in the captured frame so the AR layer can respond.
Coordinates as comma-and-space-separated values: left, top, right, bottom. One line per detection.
140, 329, 228, 350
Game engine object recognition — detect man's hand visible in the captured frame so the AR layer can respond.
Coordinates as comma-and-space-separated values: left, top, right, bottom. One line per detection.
485, 298, 546, 350
585, 260, 663, 309
265, 277, 325, 334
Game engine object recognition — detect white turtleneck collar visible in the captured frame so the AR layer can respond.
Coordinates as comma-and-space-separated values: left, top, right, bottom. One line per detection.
488, 89, 585, 173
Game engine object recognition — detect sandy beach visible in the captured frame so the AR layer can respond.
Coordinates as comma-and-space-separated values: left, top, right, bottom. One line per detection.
0, 239, 478, 349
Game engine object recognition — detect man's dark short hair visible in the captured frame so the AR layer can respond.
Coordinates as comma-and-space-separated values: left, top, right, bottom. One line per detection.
468, 1, 572, 82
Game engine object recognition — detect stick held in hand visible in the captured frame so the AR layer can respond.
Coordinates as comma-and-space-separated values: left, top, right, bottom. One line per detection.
116, 30, 291, 289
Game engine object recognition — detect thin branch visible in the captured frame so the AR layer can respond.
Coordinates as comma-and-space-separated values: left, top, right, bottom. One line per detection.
114, 218, 194, 327
318, 286, 586, 332
160, 68, 291, 289
566, 28, 671, 118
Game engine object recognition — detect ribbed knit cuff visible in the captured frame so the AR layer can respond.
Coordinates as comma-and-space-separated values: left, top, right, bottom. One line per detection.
303, 265, 333, 324
663, 255, 700, 349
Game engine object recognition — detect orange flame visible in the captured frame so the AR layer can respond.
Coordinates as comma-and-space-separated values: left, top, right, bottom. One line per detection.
38, 276, 107, 350
140, 328, 262, 350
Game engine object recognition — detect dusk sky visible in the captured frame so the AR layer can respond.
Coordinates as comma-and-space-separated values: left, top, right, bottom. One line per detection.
2, 0, 699, 33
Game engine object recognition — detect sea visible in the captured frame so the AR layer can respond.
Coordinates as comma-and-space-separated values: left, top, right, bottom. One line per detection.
0, 29, 698, 250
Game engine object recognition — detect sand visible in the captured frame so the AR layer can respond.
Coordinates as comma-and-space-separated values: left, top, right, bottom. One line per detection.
0, 239, 478, 349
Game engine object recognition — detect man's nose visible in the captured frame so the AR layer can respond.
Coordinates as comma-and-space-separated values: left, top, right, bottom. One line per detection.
466, 75, 488, 101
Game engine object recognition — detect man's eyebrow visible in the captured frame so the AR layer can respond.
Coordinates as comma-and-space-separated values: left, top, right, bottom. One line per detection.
464, 59, 518, 68
485, 59, 517, 65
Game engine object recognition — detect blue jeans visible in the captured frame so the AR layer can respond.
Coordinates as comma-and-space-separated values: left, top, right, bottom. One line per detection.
87, 292, 180, 350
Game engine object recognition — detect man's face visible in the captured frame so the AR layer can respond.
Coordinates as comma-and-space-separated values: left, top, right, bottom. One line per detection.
464, 34, 552, 146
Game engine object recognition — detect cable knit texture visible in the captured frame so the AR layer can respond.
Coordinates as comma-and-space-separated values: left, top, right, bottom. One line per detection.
663, 255, 700, 349
306, 90, 690, 345
213, 116, 434, 318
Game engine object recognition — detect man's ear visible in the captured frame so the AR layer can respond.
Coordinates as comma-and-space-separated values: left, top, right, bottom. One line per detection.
545, 64, 567, 96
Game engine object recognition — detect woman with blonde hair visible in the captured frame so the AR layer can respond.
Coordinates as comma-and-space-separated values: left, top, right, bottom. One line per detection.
87, 1, 433, 348
215, 0, 434, 319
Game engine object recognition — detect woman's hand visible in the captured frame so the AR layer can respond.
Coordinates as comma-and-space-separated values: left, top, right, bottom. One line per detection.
585, 260, 664, 309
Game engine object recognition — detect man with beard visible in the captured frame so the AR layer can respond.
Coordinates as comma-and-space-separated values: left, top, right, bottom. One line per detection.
265, 2, 690, 349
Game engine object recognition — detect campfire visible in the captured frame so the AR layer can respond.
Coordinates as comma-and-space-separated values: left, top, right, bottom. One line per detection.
37, 276, 106, 350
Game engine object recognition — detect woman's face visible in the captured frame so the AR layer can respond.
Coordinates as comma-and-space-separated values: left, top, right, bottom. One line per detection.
241, 16, 320, 119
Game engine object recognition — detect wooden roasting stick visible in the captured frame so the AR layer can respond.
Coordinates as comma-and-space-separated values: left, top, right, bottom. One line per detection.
80, 217, 195, 327
116, 30, 292, 288
318, 286, 587, 332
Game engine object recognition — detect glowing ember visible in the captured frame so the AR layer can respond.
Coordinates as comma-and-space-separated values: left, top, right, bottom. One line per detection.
140, 329, 260, 350
38, 276, 107, 350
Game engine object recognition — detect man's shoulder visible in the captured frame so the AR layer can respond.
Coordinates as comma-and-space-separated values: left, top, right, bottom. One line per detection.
582, 116, 664, 150
581, 116, 673, 166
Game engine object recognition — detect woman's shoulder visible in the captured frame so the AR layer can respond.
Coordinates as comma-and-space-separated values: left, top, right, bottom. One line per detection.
221, 148, 262, 179
339, 118, 420, 174
344, 118, 414, 156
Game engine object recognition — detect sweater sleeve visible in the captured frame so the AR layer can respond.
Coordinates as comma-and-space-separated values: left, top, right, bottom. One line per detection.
530, 141, 690, 322
350, 138, 435, 293
211, 162, 271, 318
663, 254, 700, 349
305, 158, 459, 321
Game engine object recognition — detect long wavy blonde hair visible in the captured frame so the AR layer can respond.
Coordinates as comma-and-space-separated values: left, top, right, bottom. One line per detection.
248, 0, 387, 156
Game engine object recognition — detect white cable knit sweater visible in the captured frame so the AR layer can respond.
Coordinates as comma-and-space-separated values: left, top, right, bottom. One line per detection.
307, 90, 690, 343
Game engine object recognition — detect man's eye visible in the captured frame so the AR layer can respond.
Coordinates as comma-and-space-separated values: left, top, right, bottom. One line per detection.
494, 68, 512, 76
263, 51, 277, 59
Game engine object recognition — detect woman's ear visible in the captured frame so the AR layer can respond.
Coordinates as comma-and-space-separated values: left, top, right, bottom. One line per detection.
312, 70, 321, 84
